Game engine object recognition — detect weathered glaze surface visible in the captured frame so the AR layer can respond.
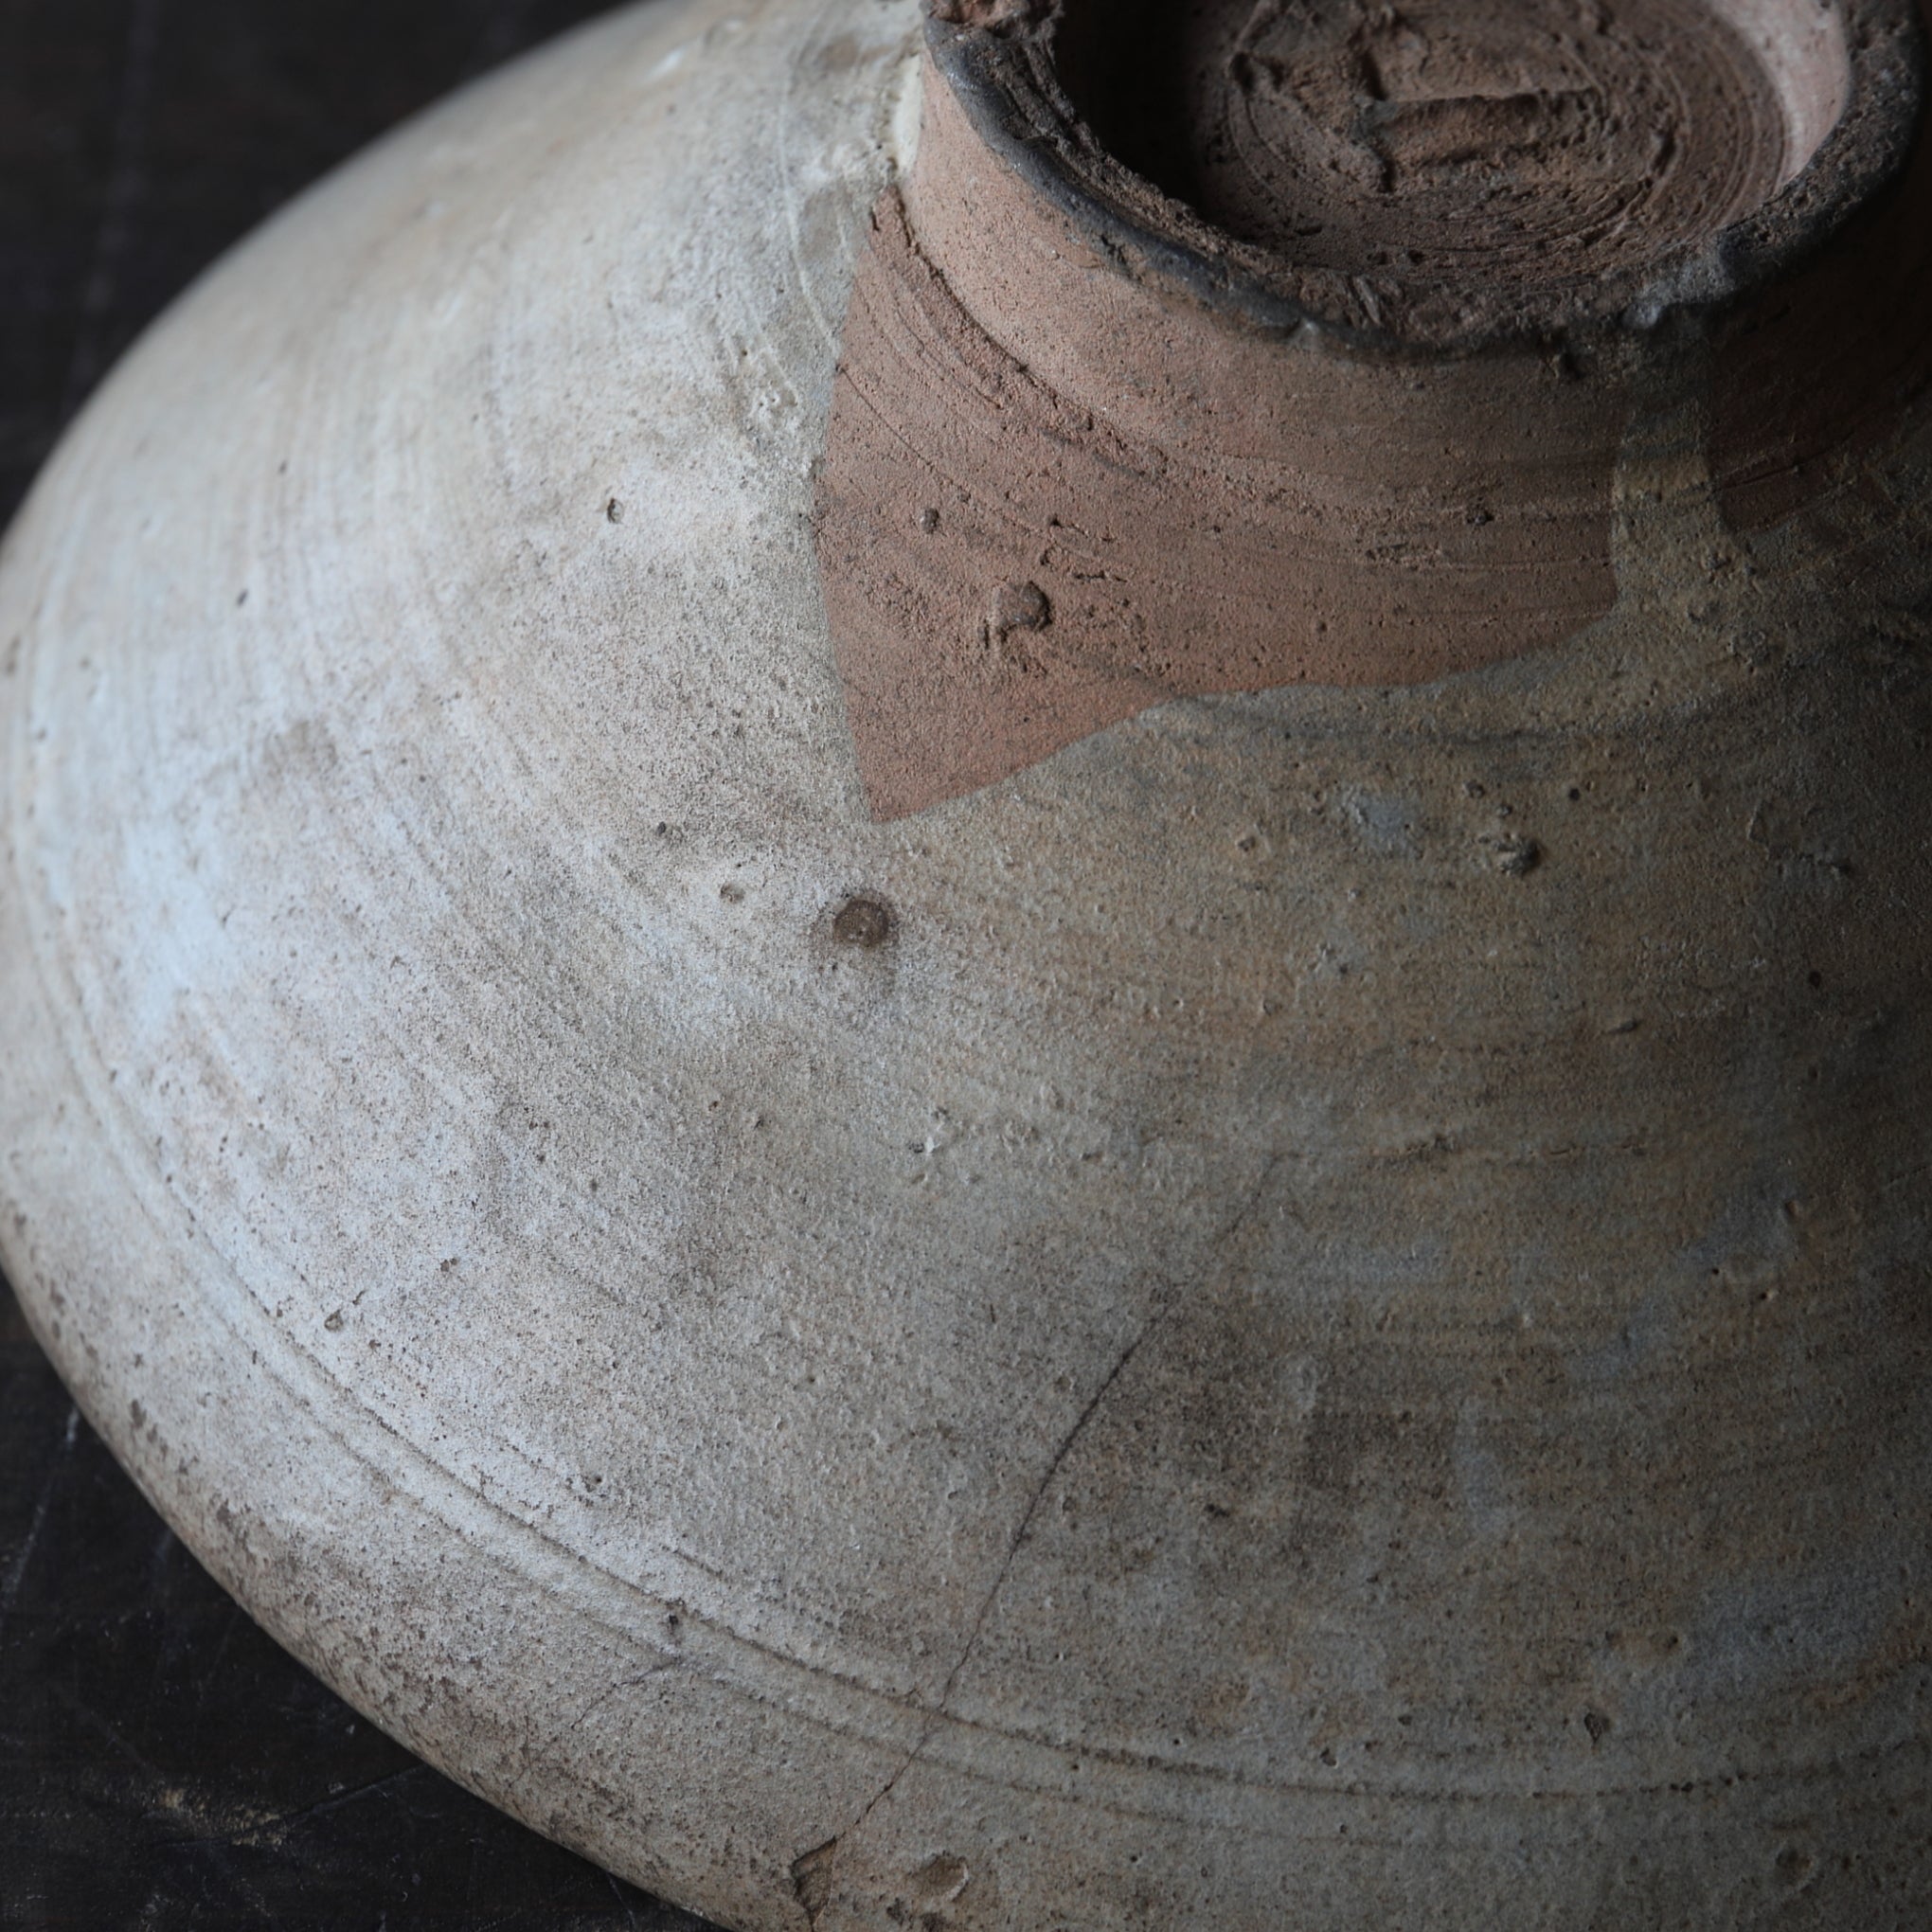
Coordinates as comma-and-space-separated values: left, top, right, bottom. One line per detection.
1, 0, 1929, 1926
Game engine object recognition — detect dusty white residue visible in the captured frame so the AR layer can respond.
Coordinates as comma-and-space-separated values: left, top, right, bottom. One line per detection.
888, 53, 924, 176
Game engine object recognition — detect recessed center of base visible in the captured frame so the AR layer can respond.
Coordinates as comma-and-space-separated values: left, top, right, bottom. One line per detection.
1058, 0, 1852, 317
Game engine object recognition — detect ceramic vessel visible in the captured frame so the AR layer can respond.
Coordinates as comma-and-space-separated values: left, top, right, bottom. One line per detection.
3, 1, 1931, 1925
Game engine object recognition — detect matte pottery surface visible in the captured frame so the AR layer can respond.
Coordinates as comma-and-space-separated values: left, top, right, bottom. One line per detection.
0, 0, 711, 1920
1, 1, 1930, 1928
0, 0, 726, 1916
0, 1276, 703, 1931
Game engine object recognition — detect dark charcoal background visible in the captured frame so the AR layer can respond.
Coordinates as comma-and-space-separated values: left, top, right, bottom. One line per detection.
1, 3, 721, 1925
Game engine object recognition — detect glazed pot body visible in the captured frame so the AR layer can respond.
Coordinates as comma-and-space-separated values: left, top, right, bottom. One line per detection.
1, 1, 1930, 1925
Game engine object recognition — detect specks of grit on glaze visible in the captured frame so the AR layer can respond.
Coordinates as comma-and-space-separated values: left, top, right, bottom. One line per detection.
1, 0, 1931, 1928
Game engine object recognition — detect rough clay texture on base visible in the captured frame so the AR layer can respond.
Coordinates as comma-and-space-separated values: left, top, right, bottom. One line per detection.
0, 1, 1929, 1927
815, 4, 1932, 817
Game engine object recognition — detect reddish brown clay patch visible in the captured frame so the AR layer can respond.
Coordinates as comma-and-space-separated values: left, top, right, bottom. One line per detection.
815, 0, 1923, 820
814, 70, 1633, 819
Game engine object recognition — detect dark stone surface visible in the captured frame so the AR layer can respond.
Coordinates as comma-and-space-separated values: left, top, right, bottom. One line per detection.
0, 4, 720, 1924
